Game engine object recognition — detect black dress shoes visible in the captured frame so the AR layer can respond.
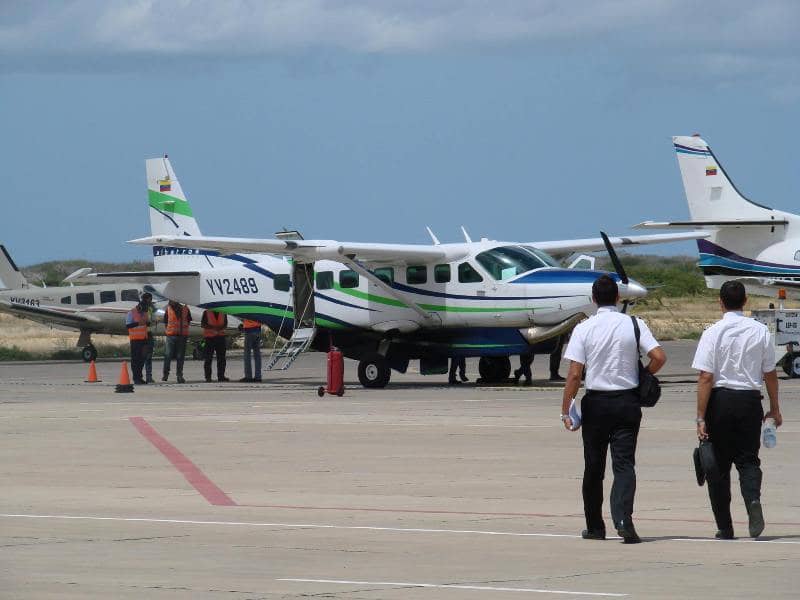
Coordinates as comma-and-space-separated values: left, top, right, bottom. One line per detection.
616, 521, 642, 544
581, 529, 606, 540
715, 528, 735, 540
747, 500, 765, 538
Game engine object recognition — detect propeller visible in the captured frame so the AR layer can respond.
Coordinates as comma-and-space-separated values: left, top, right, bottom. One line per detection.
600, 231, 631, 313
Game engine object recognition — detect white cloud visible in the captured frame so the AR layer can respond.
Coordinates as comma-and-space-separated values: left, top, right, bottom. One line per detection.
1, 0, 798, 85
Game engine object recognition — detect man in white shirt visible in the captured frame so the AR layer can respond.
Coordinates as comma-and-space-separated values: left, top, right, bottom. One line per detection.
561, 275, 666, 543
692, 281, 782, 539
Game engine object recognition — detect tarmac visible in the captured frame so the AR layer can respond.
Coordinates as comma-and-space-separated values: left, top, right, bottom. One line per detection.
0, 340, 797, 599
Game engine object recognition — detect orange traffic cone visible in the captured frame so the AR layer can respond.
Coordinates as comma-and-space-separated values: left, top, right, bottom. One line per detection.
115, 361, 135, 393
84, 360, 101, 383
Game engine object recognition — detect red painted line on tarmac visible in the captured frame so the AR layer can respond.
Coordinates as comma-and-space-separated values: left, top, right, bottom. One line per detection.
129, 416, 237, 507
237, 503, 800, 526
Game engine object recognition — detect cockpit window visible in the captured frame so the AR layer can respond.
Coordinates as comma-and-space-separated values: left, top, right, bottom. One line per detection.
475, 245, 558, 280
521, 246, 561, 268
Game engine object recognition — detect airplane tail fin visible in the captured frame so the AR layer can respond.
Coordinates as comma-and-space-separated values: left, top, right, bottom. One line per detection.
146, 156, 209, 270
0, 245, 28, 290
673, 135, 773, 221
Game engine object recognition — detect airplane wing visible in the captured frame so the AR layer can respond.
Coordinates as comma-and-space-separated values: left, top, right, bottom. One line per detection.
81, 270, 201, 284
531, 231, 710, 254
633, 220, 789, 229
129, 236, 452, 264
0, 300, 99, 328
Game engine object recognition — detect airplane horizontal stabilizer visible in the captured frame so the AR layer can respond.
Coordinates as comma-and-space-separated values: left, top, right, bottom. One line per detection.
634, 220, 788, 229
532, 231, 709, 255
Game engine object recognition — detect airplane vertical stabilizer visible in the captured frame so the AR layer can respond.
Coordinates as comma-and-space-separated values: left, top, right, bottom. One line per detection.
0, 245, 28, 290
146, 156, 210, 270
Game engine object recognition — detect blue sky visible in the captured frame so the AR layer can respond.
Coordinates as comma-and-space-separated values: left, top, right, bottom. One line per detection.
1, 1, 799, 265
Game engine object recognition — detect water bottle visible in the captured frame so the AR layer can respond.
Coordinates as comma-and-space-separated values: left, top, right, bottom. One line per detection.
762, 418, 777, 449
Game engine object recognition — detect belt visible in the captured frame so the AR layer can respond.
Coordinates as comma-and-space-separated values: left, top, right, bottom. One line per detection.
585, 388, 638, 398
711, 387, 762, 399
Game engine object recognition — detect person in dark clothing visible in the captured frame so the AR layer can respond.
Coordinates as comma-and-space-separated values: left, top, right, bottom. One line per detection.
125, 296, 153, 385
448, 356, 468, 384
549, 335, 566, 381
513, 351, 533, 386
201, 309, 229, 382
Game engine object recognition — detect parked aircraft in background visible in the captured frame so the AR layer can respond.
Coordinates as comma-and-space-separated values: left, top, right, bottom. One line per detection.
637, 134, 800, 297
91, 156, 707, 387
0, 244, 238, 361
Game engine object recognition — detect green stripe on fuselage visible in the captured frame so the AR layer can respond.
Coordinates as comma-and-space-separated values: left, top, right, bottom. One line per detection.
148, 189, 194, 217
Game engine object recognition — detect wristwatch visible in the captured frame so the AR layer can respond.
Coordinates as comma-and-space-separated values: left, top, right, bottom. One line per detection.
695, 417, 705, 425
560, 414, 570, 423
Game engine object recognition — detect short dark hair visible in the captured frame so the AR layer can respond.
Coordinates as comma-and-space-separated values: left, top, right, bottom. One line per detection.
720, 280, 746, 310
592, 274, 619, 306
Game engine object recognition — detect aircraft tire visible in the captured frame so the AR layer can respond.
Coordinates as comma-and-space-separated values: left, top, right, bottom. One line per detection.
81, 345, 97, 363
781, 353, 800, 378
478, 356, 512, 382
358, 355, 391, 388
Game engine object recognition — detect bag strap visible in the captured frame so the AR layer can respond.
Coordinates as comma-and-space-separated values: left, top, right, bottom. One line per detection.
630, 315, 642, 360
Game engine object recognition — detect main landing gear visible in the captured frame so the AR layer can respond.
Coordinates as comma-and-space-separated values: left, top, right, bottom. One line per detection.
81, 344, 97, 363
478, 356, 512, 383
358, 354, 391, 388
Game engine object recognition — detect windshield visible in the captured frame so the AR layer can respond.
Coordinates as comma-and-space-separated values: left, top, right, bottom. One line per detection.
476, 245, 557, 280
521, 246, 561, 268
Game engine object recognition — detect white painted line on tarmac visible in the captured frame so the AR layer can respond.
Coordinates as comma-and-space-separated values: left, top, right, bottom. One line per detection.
2, 513, 799, 545
277, 578, 628, 596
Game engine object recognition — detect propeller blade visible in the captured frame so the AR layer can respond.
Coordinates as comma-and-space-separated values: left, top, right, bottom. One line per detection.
600, 231, 629, 285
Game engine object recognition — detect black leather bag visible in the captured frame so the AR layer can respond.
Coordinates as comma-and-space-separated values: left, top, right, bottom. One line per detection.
631, 316, 661, 407
693, 439, 719, 486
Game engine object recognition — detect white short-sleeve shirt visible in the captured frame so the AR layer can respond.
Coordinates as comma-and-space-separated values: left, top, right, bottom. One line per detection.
564, 306, 660, 391
691, 311, 776, 390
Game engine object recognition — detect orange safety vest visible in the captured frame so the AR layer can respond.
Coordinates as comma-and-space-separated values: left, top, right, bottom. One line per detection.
127, 307, 148, 341
242, 318, 261, 330
165, 304, 190, 337
203, 311, 226, 338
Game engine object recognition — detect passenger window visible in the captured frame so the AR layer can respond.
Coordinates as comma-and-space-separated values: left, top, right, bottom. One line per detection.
273, 274, 290, 292
99, 290, 116, 303
316, 271, 334, 290
60, 296, 72, 304
458, 262, 483, 283
434, 264, 451, 283
374, 267, 394, 285
794, 251, 800, 262
121, 289, 140, 302
76, 292, 95, 305
339, 270, 359, 289
406, 265, 427, 285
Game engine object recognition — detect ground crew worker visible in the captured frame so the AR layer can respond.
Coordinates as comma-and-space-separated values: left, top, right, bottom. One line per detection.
692, 281, 782, 539
549, 334, 566, 381
125, 297, 152, 385
162, 300, 191, 383
513, 351, 533, 386
140, 292, 155, 383
448, 356, 468, 385
560, 275, 666, 544
240, 318, 263, 382
201, 309, 229, 382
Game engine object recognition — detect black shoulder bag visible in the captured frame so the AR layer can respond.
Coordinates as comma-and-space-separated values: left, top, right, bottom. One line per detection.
631, 316, 661, 407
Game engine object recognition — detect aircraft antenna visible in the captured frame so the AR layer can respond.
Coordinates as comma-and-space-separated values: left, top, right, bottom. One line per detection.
460, 226, 473, 243
426, 226, 441, 245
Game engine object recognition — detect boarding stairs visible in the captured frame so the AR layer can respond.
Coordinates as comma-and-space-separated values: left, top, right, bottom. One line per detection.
265, 326, 316, 370
265, 252, 318, 371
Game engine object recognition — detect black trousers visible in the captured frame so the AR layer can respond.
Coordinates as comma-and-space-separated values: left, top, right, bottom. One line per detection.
514, 352, 533, 380
129, 339, 148, 382
581, 389, 642, 531
203, 336, 227, 380
705, 388, 764, 531
449, 357, 466, 381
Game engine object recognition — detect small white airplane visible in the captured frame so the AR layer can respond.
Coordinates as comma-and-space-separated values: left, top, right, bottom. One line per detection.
91, 156, 706, 388
0, 245, 237, 361
636, 134, 800, 297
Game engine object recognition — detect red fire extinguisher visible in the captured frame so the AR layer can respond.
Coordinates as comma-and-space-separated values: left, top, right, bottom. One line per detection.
318, 347, 345, 397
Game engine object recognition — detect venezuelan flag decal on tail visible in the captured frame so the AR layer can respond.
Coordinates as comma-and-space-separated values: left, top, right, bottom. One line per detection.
159, 179, 171, 192
706, 166, 717, 176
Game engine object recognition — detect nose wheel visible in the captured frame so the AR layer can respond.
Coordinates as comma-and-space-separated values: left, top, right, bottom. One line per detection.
358, 354, 391, 388
478, 356, 512, 383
